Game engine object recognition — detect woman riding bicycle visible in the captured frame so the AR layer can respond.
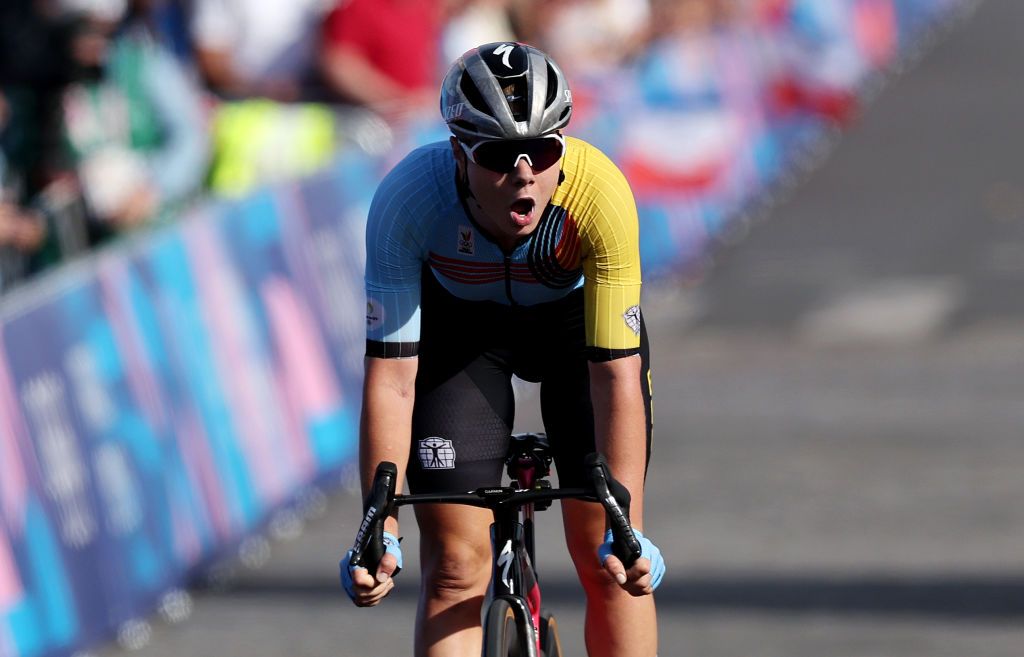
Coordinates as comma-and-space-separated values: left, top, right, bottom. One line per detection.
341, 42, 665, 657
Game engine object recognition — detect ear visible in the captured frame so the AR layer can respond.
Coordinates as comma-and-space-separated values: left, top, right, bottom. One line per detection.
450, 136, 466, 176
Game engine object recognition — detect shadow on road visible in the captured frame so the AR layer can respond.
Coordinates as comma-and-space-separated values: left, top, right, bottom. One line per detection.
207, 572, 1024, 620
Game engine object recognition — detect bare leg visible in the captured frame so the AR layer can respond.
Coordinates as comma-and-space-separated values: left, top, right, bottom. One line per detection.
413, 503, 495, 657
562, 499, 658, 657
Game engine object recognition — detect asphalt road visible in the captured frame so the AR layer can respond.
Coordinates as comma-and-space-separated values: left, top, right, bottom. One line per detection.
96, 1, 1024, 655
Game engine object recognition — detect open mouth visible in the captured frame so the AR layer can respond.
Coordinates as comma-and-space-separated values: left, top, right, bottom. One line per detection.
510, 198, 536, 226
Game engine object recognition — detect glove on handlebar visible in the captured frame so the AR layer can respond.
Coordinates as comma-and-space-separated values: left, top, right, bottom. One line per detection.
340, 531, 403, 602
598, 529, 665, 591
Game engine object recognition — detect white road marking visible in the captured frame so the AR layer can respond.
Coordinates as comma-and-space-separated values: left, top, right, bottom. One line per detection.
798, 277, 966, 345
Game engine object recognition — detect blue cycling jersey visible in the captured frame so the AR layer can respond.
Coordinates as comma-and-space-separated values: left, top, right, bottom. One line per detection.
365, 137, 642, 359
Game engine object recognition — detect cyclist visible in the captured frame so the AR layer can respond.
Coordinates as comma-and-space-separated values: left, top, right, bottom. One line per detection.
342, 42, 665, 657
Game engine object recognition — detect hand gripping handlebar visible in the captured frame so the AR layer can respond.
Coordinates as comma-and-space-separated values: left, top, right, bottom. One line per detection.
585, 453, 642, 569
348, 461, 398, 577
350, 455, 642, 573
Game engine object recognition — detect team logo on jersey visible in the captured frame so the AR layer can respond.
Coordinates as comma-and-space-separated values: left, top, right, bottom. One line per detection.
419, 437, 456, 470
366, 299, 385, 330
623, 305, 642, 336
457, 225, 475, 255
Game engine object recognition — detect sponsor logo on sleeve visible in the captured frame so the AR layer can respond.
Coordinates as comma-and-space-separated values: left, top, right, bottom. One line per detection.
623, 305, 641, 336
366, 299, 385, 330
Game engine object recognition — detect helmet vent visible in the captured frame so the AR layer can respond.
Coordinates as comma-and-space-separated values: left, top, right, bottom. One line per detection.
500, 77, 528, 121
459, 73, 488, 114
545, 63, 559, 107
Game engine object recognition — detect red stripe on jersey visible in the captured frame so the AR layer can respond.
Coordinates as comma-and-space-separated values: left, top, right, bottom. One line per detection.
428, 252, 504, 272
554, 213, 582, 270
431, 267, 506, 284
428, 252, 546, 285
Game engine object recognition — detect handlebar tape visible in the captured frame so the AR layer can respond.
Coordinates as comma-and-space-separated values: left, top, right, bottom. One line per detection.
585, 453, 642, 569
350, 461, 398, 576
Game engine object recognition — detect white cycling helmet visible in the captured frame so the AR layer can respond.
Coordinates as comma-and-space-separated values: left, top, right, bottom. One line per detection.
440, 42, 573, 142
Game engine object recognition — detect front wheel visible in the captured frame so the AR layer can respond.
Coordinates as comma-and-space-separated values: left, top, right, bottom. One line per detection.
540, 610, 562, 657
483, 598, 521, 657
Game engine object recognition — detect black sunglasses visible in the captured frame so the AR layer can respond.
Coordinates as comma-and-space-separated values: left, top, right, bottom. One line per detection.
459, 134, 566, 173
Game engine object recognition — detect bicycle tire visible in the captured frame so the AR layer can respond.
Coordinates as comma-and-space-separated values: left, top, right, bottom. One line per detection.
483, 598, 522, 657
539, 610, 562, 657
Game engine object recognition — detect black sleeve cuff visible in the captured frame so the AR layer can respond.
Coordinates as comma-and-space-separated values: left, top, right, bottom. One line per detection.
366, 340, 420, 358
586, 347, 641, 362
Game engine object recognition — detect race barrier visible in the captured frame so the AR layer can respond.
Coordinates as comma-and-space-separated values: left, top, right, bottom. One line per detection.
0, 2, 977, 655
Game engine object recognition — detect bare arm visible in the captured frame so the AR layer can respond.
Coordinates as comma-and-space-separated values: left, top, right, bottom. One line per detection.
360, 355, 419, 535
194, 47, 299, 101
346, 355, 418, 605
589, 354, 647, 530
320, 44, 410, 108
194, 47, 247, 97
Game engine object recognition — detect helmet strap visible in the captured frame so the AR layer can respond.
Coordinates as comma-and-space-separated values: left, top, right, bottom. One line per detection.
456, 165, 476, 203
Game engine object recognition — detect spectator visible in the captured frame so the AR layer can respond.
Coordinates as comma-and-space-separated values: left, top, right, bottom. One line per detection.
0, 99, 48, 291
148, 0, 197, 64
0, 0, 78, 203
645, 0, 733, 41
0, 3, 90, 287
509, 0, 650, 78
0, 0, 77, 89
1, 86, 91, 291
441, 0, 517, 66
189, 0, 329, 101
754, 0, 876, 124
319, 0, 445, 122
610, 0, 762, 198
61, 0, 210, 237
0, 200, 48, 292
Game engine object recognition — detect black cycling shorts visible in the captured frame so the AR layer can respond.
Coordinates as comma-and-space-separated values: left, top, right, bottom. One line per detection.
404, 268, 653, 494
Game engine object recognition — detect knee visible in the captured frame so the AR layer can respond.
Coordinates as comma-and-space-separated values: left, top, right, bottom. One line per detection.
422, 537, 492, 599
566, 534, 619, 595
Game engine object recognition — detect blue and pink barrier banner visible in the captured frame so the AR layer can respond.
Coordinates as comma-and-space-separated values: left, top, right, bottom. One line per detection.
0, 172, 373, 656
0, 2, 975, 655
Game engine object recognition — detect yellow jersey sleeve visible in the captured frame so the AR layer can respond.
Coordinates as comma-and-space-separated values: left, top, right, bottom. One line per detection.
554, 137, 643, 359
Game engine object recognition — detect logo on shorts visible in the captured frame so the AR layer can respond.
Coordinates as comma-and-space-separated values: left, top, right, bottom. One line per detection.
366, 299, 385, 330
623, 305, 641, 336
419, 437, 456, 470
457, 225, 475, 255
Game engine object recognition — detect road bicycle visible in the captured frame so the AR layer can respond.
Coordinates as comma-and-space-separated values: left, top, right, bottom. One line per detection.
348, 432, 642, 657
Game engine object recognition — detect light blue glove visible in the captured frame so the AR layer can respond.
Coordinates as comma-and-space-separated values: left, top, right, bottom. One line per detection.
598, 529, 665, 591
340, 531, 403, 602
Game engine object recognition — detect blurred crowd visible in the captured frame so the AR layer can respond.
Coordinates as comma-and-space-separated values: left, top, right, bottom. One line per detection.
0, 0, 900, 293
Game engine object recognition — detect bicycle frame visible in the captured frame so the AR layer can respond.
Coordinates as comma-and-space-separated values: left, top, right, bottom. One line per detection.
348, 437, 642, 657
